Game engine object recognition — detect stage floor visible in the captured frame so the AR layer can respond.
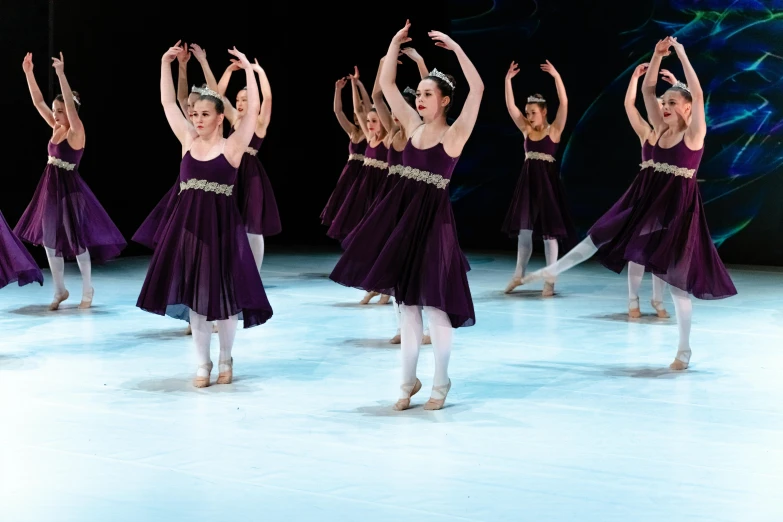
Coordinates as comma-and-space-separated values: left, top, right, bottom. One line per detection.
1, 250, 782, 521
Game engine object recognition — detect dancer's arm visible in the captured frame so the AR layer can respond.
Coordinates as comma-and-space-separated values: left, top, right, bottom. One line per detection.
660, 68, 681, 88
224, 47, 259, 167
333, 77, 360, 138
190, 43, 218, 91
351, 74, 372, 140
252, 59, 272, 137
217, 61, 242, 126
642, 39, 670, 134
372, 57, 395, 133
430, 30, 484, 157
22, 53, 55, 128
380, 21, 420, 135
625, 63, 653, 143
504, 61, 532, 136
670, 37, 705, 149
542, 60, 567, 142
400, 47, 429, 79
161, 41, 194, 147
176, 44, 191, 117
51, 53, 84, 148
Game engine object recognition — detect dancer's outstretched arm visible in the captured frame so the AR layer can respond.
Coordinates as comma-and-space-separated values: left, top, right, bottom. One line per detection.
372, 57, 395, 133
400, 47, 429, 79
351, 73, 372, 140
430, 30, 484, 157
642, 39, 671, 135
22, 53, 55, 128
216, 61, 241, 126
176, 44, 191, 116
51, 52, 84, 148
224, 48, 259, 167
380, 21, 420, 135
505, 61, 532, 136
334, 77, 361, 139
669, 37, 705, 149
161, 41, 196, 147
542, 60, 567, 142
252, 59, 272, 137
625, 63, 653, 143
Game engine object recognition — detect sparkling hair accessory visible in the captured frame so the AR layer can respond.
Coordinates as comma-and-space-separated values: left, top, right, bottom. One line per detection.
73, 96, 80, 106
428, 68, 455, 90
403, 86, 416, 96
191, 85, 222, 99
527, 95, 546, 103
673, 81, 691, 93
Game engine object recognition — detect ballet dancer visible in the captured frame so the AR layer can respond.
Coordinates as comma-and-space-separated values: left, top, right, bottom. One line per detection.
16, 52, 126, 310
503, 59, 576, 297
521, 37, 737, 369
0, 210, 43, 290
216, 56, 282, 272
330, 21, 483, 410
137, 41, 273, 387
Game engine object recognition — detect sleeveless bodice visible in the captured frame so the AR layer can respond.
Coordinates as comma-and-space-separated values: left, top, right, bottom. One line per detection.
387, 145, 404, 166
363, 142, 388, 161
641, 140, 654, 162
47, 140, 83, 169
401, 141, 460, 189
179, 152, 238, 196
228, 127, 264, 156
650, 138, 704, 180
524, 134, 558, 162
349, 139, 366, 155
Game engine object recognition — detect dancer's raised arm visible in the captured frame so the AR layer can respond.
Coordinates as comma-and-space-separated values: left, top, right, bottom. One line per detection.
429, 30, 484, 157
625, 63, 653, 143
505, 61, 532, 136
252, 58, 272, 136
350, 73, 372, 140
541, 60, 567, 142
380, 20, 420, 135
224, 47, 259, 166
22, 53, 55, 128
51, 53, 84, 145
333, 77, 361, 139
400, 47, 429, 79
642, 39, 670, 134
669, 37, 705, 149
161, 41, 193, 146
372, 57, 395, 133
176, 44, 191, 116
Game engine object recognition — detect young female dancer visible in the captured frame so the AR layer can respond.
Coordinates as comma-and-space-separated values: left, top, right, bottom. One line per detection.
16, 52, 126, 310
521, 37, 737, 369
331, 21, 483, 410
137, 42, 273, 387
0, 210, 43, 290
216, 56, 282, 272
320, 75, 370, 226
503, 60, 576, 297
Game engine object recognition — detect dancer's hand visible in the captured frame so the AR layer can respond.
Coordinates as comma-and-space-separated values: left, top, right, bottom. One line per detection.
22, 52, 33, 73
668, 36, 685, 54
348, 65, 359, 80
392, 19, 412, 45
540, 59, 560, 78
654, 38, 671, 57
252, 58, 264, 73
226, 59, 242, 72
506, 61, 520, 80
335, 77, 348, 90
400, 47, 422, 63
190, 43, 207, 62
162, 40, 183, 63
51, 52, 65, 74
380, 54, 403, 65
632, 63, 649, 79
177, 43, 191, 64
429, 30, 459, 51
660, 68, 678, 85
227, 46, 251, 69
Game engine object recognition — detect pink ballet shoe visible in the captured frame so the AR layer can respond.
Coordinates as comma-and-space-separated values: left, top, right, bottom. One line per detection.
651, 300, 670, 319
216, 358, 233, 384
423, 380, 452, 410
78, 287, 94, 309
378, 294, 391, 305
360, 291, 379, 305
669, 348, 691, 371
521, 267, 552, 286
542, 281, 555, 297
628, 297, 641, 319
393, 378, 422, 411
49, 290, 69, 311
193, 361, 213, 388
390, 334, 401, 344
504, 277, 522, 294
422, 334, 432, 345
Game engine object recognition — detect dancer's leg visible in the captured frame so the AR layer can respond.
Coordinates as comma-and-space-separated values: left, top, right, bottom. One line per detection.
651, 275, 670, 318
542, 239, 559, 296
390, 299, 402, 344
45, 247, 68, 310
627, 262, 644, 318
394, 304, 423, 410
247, 233, 264, 272
216, 314, 238, 384
423, 307, 453, 410
521, 236, 598, 283
505, 230, 532, 292
669, 286, 692, 370
75, 250, 94, 308
189, 310, 213, 387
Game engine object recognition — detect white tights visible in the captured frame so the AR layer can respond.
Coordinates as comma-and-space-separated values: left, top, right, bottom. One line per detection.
45, 247, 92, 296
394, 299, 429, 337
627, 262, 666, 303
669, 286, 692, 364
514, 230, 558, 281
398, 304, 452, 398
247, 233, 264, 272
539, 236, 598, 278
189, 310, 239, 376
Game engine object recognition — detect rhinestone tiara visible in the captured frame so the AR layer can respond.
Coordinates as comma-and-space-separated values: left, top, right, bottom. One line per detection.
527, 95, 546, 103
427, 68, 454, 90
191, 85, 222, 99
673, 81, 691, 93
403, 86, 416, 95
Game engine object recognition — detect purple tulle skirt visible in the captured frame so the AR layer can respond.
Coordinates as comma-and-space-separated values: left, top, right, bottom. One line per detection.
327, 165, 387, 241
136, 190, 273, 328
0, 211, 43, 289
238, 154, 281, 236
14, 166, 126, 262
589, 170, 737, 300
321, 158, 364, 226
133, 182, 178, 249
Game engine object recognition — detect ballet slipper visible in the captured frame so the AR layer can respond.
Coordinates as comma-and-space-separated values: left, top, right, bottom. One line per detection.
422, 334, 432, 345
423, 379, 452, 410
669, 348, 691, 371
393, 378, 422, 411
216, 358, 233, 384
193, 361, 213, 388
628, 297, 642, 319
504, 277, 522, 294
360, 291, 379, 305
378, 294, 391, 305
49, 289, 69, 311
651, 300, 670, 318
542, 281, 555, 297
520, 267, 553, 286
390, 334, 401, 344
78, 287, 94, 309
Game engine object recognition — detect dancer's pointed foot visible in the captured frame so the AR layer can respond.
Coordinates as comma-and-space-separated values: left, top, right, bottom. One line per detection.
378, 294, 391, 305
49, 289, 69, 311
390, 334, 401, 344
504, 277, 522, 294
423, 380, 452, 410
628, 297, 641, 318
542, 281, 555, 297
669, 348, 691, 371
651, 300, 670, 318
193, 361, 213, 388
78, 287, 94, 309
394, 378, 422, 411
216, 357, 233, 384
520, 267, 553, 286
422, 333, 432, 345
360, 291, 379, 305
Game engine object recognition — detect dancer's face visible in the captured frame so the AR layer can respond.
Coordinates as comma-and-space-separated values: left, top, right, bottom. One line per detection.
187, 93, 200, 120
415, 79, 448, 119
51, 100, 69, 127
366, 111, 381, 136
235, 90, 248, 116
524, 104, 547, 127
661, 91, 691, 125
191, 100, 224, 136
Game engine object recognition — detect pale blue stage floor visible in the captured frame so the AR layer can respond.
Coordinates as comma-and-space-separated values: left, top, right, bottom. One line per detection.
1, 250, 782, 521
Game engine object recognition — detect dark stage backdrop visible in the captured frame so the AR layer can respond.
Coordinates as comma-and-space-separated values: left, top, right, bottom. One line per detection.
3, 1, 782, 267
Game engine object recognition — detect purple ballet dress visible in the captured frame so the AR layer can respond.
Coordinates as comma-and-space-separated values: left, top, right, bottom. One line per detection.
501, 134, 576, 244
330, 134, 475, 328
14, 140, 126, 262
371, 143, 404, 207
320, 139, 366, 226
326, 141, 389, 241
229, 129, 282, 236
589, 137, 737, 300
0, 210, 43, 289
136, 146, 273, 327
132, 179, 178, 249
